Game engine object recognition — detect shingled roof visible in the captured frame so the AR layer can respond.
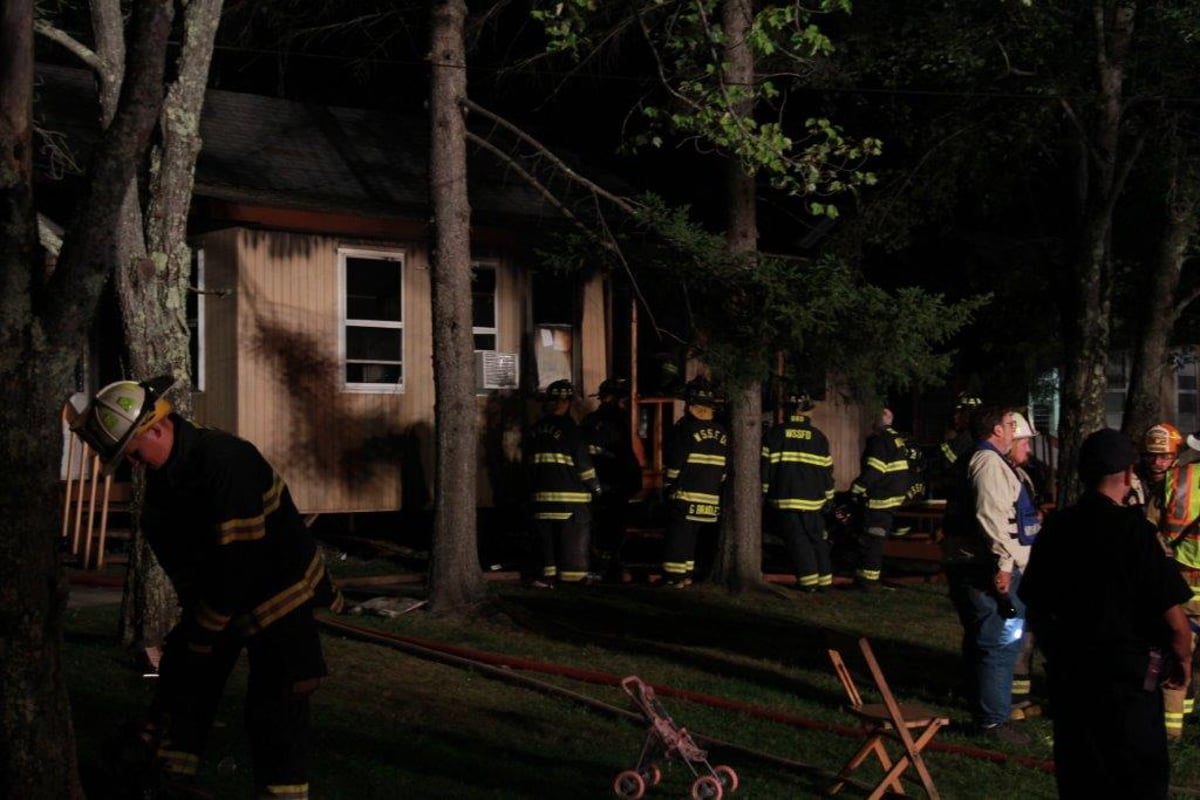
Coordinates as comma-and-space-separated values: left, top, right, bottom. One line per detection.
35, 64, 569, 226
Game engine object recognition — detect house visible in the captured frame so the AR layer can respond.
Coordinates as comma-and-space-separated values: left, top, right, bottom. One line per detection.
38, 64, 868, 519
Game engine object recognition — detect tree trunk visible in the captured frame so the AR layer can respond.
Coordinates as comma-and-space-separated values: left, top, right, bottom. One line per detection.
0, 2, 173, 796
711, 0, 763, 590
1123, 132, 1199, 441
0, 5, 82, 798
116, 0, 224, 650
427, 0, 485, 614
1056, 0, 1135, 504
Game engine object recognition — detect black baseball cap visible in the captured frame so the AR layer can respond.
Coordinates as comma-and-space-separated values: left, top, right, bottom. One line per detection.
1078, 428, 1137, 481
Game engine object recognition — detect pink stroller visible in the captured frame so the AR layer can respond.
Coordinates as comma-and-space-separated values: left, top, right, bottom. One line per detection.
612, 676, 740, 800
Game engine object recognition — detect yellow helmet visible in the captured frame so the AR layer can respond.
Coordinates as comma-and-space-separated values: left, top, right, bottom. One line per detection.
69, 375, 176, 474
1143, 423, 1182, 455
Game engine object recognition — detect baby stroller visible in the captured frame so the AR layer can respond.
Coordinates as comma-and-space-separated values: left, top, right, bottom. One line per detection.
612, 676, 740, 800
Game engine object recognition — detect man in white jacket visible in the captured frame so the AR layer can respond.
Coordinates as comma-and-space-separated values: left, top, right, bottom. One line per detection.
944, 404, 1031, 745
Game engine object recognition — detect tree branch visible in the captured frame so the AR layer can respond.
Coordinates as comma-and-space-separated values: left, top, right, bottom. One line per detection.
33, 21, 104, 75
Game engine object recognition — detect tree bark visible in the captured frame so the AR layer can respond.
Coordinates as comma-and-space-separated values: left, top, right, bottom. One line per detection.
1056, 0, 1135, 504
427, 0, 485, 614
711, 0, 763, 590
0, 2, 173, 796
116, 0, 224, 649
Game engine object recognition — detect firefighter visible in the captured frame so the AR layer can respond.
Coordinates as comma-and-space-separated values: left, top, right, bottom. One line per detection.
661, 377, 728, 588
1131, 423, 1182, 525
70, 376, 343, 800
762, 392, 835, 592
525, 379, 600, 586
1157, 426, 1200, 740
941, 392, 981, 470
581, 378, 643, 578
849, 405, 911, 590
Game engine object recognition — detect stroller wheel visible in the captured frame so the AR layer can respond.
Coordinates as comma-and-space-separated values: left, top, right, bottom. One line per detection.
713, 765, 739, 793
640, 764, 662, 787
690, 775, 723, 800
613, 769, 646, 799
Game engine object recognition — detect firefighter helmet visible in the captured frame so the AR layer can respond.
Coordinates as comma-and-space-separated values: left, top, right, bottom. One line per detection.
70, 375, 176, 475
1143, 423, 1183, 455
593, 377, 629, 399
544, 379, 575, 400
783, 392, 815, 412
955, 391, 982, 411
682, 377, 718, 407
1011, 411, 1038, 439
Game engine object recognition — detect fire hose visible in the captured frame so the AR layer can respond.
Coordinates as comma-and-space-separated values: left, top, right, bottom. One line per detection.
316, 614, 1057, 777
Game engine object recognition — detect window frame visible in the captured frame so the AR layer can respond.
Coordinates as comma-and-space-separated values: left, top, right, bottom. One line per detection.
338, 247, 406, 394
471, 259, 499, 354
188, 248, 206, 392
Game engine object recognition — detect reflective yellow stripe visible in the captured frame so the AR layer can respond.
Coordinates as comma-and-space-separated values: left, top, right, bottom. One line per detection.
559, 571, 589, 582
940, 442, 957, 463
797, 573, 820, 587
543, 565, 558, 577
251, 552, 325, 630
216, 474, 284, 545
662, 561, 690, 575
578, 468, 596, 481
533, 491, 591, 503
532, 453, 574, 466
263, 783, 310, 800
675, 491, 720, 504
770, 452, 833, 466
158, 749, 200, 775
866, 457, 908, 473
1011, 678, 1031, 695
855, 569, 880, 581
665, 468, 680, 480
687, 454, 726, 466
867, 496, 906, 510
818, 574, 833, 587
770, 498, 826, 511
534, 512, 573, 520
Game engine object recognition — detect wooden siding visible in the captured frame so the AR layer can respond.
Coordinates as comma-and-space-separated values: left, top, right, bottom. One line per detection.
580, 272, 607, 399
196, 227, 533, 514
807, 384, 866, 491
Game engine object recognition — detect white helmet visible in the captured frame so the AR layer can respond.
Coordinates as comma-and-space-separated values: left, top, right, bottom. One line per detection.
69, 376, 176, 475
1011, 411, 1038, 440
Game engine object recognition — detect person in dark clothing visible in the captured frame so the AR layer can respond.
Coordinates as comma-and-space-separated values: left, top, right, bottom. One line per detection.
581, 377, 643, 578
661, 377, 728, 588
525, 379, 600, 586
762, 392, 835, 591
1019, 428, 1192, 800
71, 377, 343, 800
849, 405, 911, 589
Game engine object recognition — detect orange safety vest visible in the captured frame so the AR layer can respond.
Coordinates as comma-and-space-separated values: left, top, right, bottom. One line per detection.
1164, 463, 1200, 582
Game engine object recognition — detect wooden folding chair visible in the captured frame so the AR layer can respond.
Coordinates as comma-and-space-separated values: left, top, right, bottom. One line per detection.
827, 638, 947, 799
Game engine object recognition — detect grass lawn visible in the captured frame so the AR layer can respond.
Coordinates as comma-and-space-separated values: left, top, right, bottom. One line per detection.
63, 567, 1200, 799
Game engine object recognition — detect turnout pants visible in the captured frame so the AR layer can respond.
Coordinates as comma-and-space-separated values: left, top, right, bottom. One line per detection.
1163, 594, 1200, 737
777, 509, 832, 589
152, 606, 327, 799
854, 510, 892, 583
534, 511, 591, 583
662, 504, 716, 582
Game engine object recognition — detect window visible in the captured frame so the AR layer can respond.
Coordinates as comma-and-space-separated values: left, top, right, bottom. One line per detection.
187, 248, 205, 391
1104, 352, 1129, 430
1178, 357, 1199, 434
472, 262, 498, 351
339, 249, 404, 391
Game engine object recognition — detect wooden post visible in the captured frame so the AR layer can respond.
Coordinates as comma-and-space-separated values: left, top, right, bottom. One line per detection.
61, 427, 76, 539
94, 474, 113, 569
81, 453, 100, 566
70, 444, 89, 554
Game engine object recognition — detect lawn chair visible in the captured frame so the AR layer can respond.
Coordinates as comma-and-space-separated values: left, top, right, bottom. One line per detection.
826, 638, 947, 799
